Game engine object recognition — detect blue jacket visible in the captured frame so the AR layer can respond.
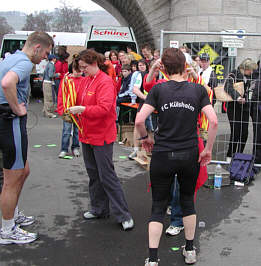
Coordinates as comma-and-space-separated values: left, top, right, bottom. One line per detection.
118, 73, 136, 100
43, 61, 55, 82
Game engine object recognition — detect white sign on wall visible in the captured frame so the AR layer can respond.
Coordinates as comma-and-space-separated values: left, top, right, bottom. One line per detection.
221, 29, 246, 39
222, 39, 244, 48
221, 29, 245, 48
170, 40, 179, 48
228, 47, 237, 57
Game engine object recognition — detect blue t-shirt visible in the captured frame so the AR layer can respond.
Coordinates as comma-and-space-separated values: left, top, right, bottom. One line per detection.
0, 50, 33, 105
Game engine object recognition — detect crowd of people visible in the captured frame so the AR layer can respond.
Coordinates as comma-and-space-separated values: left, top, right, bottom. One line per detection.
0, 30, 261, 265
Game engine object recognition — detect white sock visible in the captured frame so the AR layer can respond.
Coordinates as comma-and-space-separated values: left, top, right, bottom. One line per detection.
134, 147, 139, 152
2, 218, 15, 233
14, 206, 19, 220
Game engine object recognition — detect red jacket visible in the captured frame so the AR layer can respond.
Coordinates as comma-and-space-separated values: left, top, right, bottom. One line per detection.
111, 60, 121, 77
57, 75, 84, 116
76, 70, 117, 146
105, 60, 117, 84
55, 60, 68, 80
143, 73, 165, 93
116, 77, 122, 94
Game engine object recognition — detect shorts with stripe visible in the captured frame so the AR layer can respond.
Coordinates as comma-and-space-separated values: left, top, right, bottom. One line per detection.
0, 115, 28, 170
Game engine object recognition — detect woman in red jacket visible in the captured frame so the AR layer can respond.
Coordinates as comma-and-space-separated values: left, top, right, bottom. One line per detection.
109, 50, 121, 79
69, 49, 134, 231
54, 52, 69, 102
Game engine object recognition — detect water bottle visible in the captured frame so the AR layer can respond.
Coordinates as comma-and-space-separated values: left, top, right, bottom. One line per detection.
214, 163, 222, 189
131, 95, 136, 104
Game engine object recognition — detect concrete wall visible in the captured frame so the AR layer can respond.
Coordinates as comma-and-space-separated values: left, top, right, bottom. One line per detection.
168, 0, 261, 63
92, 0, 261, 63
93, 0, 155, 48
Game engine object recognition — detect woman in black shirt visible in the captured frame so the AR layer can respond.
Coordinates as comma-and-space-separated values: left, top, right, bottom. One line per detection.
135, 48, 218, 265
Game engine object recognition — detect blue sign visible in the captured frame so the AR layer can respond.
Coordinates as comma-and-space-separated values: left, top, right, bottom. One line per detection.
237, 30, 245, 39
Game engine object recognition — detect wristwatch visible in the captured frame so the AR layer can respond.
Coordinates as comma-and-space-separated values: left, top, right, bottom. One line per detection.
138, 134, 148, 140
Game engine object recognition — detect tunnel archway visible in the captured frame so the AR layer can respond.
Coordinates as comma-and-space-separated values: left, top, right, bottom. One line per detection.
91, 0, 155, 49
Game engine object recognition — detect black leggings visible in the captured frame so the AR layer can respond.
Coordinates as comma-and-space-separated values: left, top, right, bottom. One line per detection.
149, 147, 200, 223
250, 103, 261, 164
226, 103, 249, 157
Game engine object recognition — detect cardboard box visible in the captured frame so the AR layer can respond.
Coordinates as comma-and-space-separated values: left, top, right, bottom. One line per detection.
118, 124, 134, 147
134, 150, 151, 171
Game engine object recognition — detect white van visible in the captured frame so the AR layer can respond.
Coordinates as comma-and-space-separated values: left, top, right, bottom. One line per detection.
0, 27, 139, 95
0, 31, 88, 96
0, 33, 27, 58
86, 26, 139, 53
0, 33, 44, 96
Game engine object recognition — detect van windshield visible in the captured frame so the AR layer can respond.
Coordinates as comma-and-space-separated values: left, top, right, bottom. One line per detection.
87, 41, 137, 54
1, 39, 26, 58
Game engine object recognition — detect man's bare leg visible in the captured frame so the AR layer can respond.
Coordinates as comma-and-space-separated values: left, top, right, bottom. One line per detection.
1, 161, 29, 219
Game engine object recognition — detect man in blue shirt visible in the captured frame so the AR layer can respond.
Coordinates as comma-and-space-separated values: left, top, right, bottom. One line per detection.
0, 31, 53, 245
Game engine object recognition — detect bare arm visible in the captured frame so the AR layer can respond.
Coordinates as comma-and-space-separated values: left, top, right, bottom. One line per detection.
198, 104, 218, 165
135, 103, 155, 152
133, 85, 147, 100
135, 104, 154, 135
187, 67, 198, 81
133, 72, 147, 100
1, 71, 27, 116
146, 59, 162, 83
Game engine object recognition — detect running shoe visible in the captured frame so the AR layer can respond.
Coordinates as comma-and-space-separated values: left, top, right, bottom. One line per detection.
128, 150, 137, 160
182, 246, 197, 264
0, 225, 37, 245
166, 205, 171, 215
122, 218, 134, 231
58, 151, 67, 158
83, 211, 98, 219
83, 211, 109, 219
72, 148, 80, 157
15, 211, 35, 226
144, 258, 159, 266
165, 225, 184, 236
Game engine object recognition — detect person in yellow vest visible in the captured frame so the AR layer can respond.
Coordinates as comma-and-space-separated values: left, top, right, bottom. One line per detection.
127, 46, 142, 61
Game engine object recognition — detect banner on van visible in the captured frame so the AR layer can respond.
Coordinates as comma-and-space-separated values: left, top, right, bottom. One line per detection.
90, 26, 133, 42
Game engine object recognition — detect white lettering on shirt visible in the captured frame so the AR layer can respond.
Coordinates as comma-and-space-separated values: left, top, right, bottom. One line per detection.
164, 103, 169, 110
161, 101, 195, 112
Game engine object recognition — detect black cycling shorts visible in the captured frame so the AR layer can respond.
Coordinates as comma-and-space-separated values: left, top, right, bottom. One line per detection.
0, 115, 28, 170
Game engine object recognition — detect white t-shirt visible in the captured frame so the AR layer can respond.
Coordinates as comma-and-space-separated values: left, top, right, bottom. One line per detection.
134, 72, 142, 89
198, 66, 213, 85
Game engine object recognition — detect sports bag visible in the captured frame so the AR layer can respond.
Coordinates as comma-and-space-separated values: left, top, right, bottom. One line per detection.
229, 153, 255, 184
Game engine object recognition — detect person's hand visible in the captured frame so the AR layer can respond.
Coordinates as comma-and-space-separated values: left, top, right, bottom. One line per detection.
152, 59, 163, 71
141, 138, 154, 153
187, 67, 197, 79
198, 148, 212, 166
237, 96, 246, 104
13, 103, 27, 116
68, 106, 85, 114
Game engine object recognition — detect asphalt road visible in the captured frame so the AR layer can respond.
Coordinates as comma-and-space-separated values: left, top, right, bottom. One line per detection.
0, 99, 260, 266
